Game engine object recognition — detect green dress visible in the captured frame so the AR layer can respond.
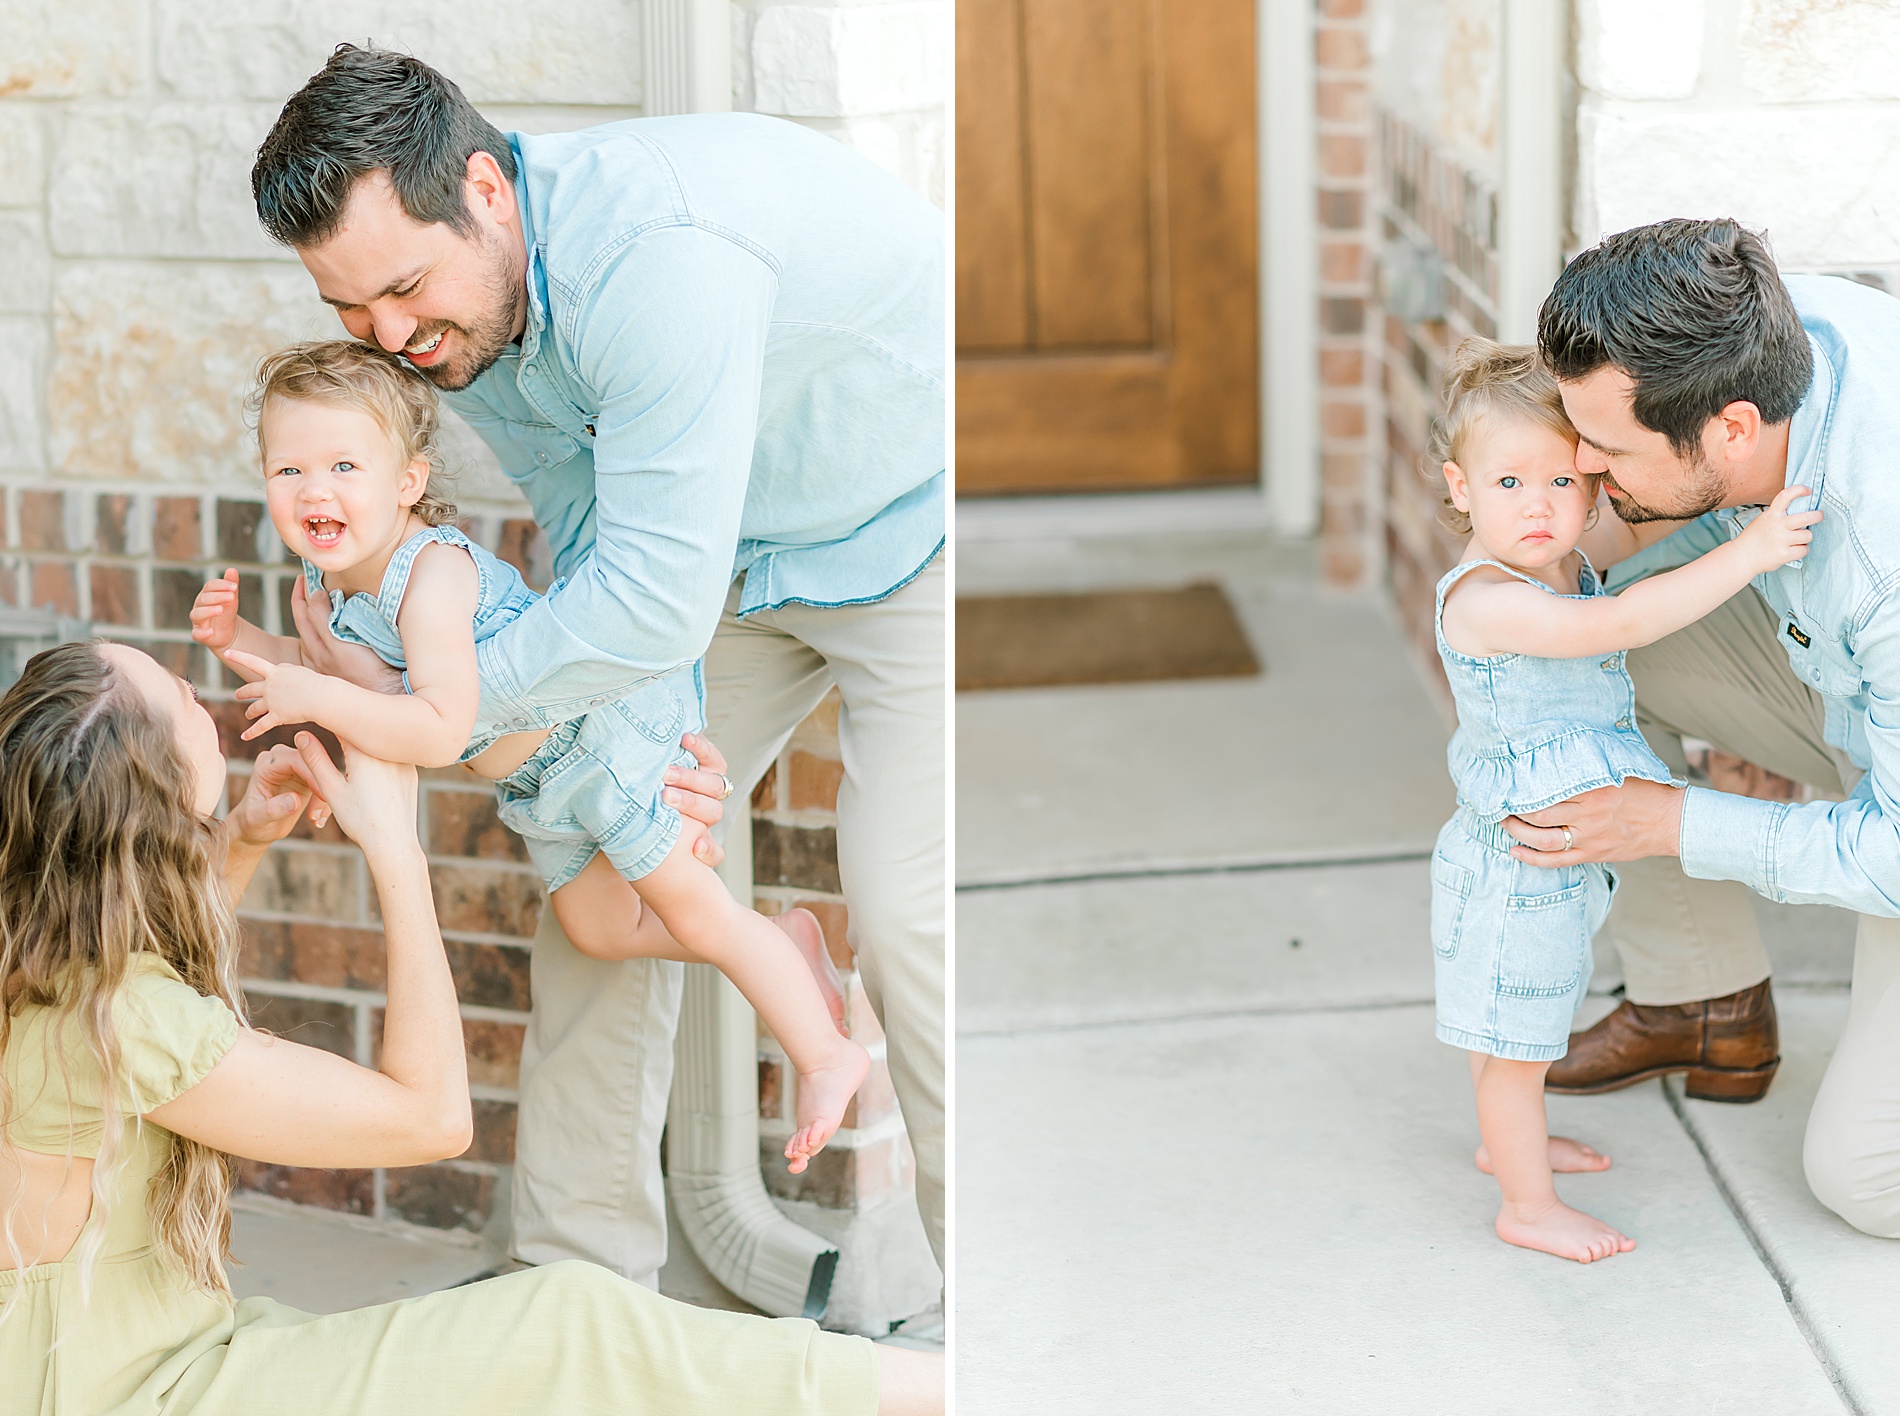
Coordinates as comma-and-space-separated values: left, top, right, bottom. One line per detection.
1, 954, 878, 1416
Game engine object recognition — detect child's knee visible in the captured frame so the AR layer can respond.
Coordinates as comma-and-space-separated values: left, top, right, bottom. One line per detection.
551, 880, 645, 960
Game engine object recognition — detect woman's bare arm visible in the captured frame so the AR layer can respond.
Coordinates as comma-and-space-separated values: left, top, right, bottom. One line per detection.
151, 737, 471, 1168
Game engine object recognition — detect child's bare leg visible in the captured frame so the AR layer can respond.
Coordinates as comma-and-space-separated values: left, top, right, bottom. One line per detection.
1466, 1052, 1612, 1175
631, 836, 868, 1173
775, 906, 848, 1034
551, 854, 685, 958
1472, 1052, 1635, 1263
551, 859, 845, 1031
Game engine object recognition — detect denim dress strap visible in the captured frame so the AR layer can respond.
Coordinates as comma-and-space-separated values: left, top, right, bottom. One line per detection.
1433, 555, 1605, 658
370, 525, 484, 624
306, 525, 484, 666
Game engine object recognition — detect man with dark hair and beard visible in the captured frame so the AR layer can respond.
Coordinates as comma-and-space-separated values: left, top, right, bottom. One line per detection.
250, 44, 944, 1293
1503, 216, 1900, 1239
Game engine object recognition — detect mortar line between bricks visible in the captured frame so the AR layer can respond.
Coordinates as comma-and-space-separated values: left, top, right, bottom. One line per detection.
1662, 1080, 1862, 1415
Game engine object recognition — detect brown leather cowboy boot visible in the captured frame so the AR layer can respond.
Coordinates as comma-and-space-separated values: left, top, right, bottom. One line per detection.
1545, 979, 1779, 1102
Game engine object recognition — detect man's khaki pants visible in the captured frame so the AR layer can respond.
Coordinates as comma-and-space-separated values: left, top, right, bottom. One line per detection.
509, 557, 945, 1281
1617, 586, 1900, 1236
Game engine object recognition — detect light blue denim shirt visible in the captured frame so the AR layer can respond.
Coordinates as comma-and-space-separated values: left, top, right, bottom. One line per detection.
442, 114, 945, 728
1613, 275, 1900, 914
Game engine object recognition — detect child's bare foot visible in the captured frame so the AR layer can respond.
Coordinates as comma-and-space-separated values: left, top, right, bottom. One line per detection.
774, 907, 848, 1034
1495, 1198, 1635, 1263
784, 1039, 871, 1174
1476, 1135, 1611, 1175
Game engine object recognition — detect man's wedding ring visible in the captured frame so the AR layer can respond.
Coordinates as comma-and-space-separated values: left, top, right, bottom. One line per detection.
1561, 826, 1575, 853
716, 773, 735, 801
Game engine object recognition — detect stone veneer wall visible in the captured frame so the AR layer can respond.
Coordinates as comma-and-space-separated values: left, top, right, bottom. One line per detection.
0, 0, 942, 1263
1575, 0, 1900, 277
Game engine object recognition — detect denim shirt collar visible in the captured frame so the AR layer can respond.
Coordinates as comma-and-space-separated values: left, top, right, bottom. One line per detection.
509, 135, 551, 363
1785, 332, 1836, 505
1712, 331, 1834, 539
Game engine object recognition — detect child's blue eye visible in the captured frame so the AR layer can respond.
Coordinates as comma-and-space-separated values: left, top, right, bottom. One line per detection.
1499, 476, 1519, 489
1553, 475, 1574, 486
273, 466, 300, 478
335, 461, 356, 473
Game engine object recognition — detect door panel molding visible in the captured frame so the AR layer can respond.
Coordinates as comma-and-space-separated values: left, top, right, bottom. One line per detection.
957, 0, 1258, 494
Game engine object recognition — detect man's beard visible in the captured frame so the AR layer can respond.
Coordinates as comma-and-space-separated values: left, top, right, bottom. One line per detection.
404, 233, 524, 392
1602, 445, 1728, 524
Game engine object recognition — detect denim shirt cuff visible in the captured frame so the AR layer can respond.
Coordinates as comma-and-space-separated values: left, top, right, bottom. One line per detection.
1679, 785, 1790, 896
474, 637, 529, 727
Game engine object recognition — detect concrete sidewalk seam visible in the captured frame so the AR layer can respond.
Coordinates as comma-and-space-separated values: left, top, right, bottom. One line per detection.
958, 997, 1434, 1041
956, 848, 1434, 893
1663, 1080, 1862, 1415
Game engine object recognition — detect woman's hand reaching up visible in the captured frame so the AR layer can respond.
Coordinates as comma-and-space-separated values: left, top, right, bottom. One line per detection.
290, 732, 421, 865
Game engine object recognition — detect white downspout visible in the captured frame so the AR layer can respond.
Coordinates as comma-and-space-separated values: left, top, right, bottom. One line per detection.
643, 1, 839, 1320
1498, 0, 1568, 342
1262, 0, 1319, 536
668, 808, 839, 1319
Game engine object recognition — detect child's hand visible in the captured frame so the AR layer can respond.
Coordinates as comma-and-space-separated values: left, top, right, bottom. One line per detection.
226, 649, 332, 742
1740, 485, 1823, 571
190, 569, 243, 653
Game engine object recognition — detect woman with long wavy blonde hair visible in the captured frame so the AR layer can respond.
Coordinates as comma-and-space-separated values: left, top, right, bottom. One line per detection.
0, 640, 939, 1416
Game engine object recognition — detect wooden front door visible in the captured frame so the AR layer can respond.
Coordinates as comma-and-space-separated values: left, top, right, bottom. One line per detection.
956, 0, 1259, 495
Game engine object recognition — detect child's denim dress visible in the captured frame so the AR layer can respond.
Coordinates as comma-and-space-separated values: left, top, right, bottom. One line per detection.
310, 525, 703, 890
1431, 556, 1679, 1061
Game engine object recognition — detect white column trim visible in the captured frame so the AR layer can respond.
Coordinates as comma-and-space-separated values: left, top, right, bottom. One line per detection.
643, 0, 733, 116
1261, 0, 1319, 536
1498, 0, 1568, 343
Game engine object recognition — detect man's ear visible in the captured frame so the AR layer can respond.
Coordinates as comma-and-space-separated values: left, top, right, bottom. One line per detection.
464, 150, 514, 222
1711, 399, 1763, 468
1443, 459, 1471, 511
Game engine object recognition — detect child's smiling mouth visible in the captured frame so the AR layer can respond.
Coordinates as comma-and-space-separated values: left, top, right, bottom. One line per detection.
303, 516, 346, 548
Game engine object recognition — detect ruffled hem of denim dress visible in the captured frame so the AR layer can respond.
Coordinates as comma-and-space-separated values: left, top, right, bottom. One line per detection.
1435, 554, 1681, 824
1449, 729, 1678, 822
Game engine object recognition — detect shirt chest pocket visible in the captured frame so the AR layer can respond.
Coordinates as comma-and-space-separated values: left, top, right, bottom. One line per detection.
502, 420, 586, 476
1782, 614, 1863, 699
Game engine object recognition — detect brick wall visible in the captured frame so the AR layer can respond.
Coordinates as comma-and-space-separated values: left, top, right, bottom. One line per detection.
1315, 0, 1379, 590
748, 698, 913, 1211
1374, 110, 1501, 696
0, 1, 941, 1250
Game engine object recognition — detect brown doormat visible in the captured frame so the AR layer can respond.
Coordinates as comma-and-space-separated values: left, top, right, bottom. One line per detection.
956, 582, 1261, 690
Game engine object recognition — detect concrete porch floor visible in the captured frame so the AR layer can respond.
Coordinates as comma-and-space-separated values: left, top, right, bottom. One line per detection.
956, 522, 1889, 1414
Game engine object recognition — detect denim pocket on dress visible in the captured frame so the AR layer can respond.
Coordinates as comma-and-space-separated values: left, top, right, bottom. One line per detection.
1497, 878, 1588, 997
1430, 854, 1475, 960
605, 682, 687, 747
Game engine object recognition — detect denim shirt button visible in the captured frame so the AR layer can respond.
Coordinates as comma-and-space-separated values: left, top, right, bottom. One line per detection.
1615, 717, 1632, 729
536, 451, 550, 465
1600, 658, 1617, 670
